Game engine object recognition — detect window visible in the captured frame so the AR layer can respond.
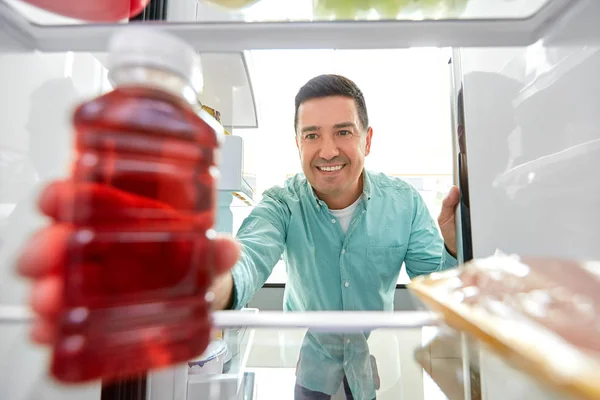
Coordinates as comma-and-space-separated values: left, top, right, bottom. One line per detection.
230, 48, 453, 284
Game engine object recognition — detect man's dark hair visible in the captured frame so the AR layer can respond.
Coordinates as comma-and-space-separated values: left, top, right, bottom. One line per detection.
294, 74, 369, 133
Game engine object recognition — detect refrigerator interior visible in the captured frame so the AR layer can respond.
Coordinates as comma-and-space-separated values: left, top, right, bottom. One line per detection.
1, 0, 599, 399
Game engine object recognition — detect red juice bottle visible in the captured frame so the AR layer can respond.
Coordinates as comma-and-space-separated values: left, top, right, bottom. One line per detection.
50, 28, 225, 383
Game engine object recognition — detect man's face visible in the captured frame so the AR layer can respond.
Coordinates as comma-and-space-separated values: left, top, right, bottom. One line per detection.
295, 96, 372, 205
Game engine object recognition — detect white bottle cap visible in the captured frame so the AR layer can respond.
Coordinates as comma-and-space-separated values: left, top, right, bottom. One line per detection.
107, 27, 202, 88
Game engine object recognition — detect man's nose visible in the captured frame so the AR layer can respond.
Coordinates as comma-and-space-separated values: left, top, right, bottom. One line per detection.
319, 136, 339, 160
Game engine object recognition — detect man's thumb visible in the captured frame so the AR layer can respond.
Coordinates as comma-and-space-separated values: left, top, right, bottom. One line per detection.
439, 186, 460, 224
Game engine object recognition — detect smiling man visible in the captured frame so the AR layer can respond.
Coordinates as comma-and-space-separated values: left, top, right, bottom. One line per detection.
210, 74, 460, 399
296, 96, 368, 211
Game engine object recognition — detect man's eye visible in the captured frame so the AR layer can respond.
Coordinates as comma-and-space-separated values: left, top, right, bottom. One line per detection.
305, 133, 318, 140
338, 130, 352, 136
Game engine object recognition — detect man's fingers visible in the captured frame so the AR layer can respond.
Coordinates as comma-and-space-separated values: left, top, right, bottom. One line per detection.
17, 224, 70, 278
23, 236, 238, 344
24, 184, 239, 345
438, 186, 460, 226
38, 181, 181, 223
37, 180, 68, 219
212, 236, 241, 276
442, 186, 460, 209
30, 276, 63, 318
18, 225, 238, 279
30, 318, 58, 345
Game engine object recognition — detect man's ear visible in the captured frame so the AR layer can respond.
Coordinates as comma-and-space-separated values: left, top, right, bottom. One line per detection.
365, 127, 373, 156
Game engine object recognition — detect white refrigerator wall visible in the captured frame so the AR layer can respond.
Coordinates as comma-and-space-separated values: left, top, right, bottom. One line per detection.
0, 51, 106, 400
460, 39, 600, 261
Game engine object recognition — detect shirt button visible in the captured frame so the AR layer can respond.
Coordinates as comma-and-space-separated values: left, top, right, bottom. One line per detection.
331, 218, 336, 223
341, 249, 346, 254
343, 361, 348, 366
345, 338, 351, 344
344, 281, 349, 288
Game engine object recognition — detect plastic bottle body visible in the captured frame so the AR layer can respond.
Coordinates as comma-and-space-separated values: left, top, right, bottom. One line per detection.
50, 65, 221, 383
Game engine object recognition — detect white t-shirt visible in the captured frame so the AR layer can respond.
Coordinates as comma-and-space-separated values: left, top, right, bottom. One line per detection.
329, 197, 362, 234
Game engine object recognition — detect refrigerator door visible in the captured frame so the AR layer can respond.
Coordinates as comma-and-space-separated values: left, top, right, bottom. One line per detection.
457, 38, 600, 261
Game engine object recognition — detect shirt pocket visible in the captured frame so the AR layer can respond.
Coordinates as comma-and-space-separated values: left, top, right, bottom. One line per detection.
366, 245, 407, 292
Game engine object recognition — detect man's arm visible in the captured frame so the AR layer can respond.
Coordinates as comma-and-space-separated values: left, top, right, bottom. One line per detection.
211, 271, 236, 310
404, 188, 458, 279
212, 190, 289, 310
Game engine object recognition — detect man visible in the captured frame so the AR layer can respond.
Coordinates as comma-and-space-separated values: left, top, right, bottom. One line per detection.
213, 74, 458, 309
18, 74, 459, 399
213, 74, 460, 399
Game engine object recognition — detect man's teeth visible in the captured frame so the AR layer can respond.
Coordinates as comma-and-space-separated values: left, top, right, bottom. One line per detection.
319, 165, 343, 172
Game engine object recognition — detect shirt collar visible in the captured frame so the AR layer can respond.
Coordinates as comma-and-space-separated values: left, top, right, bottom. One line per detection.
362, 170, 372, 201
306, 170, 372, 212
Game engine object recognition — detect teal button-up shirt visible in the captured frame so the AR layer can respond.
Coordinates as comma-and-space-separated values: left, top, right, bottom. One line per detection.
231, 170, 457, 399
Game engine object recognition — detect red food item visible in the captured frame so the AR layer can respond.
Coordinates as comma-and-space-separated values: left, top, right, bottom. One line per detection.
50, 85, 219, 383
410, 255, 600, 400
19, 0, 150, 22
436, 256, 600, 355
